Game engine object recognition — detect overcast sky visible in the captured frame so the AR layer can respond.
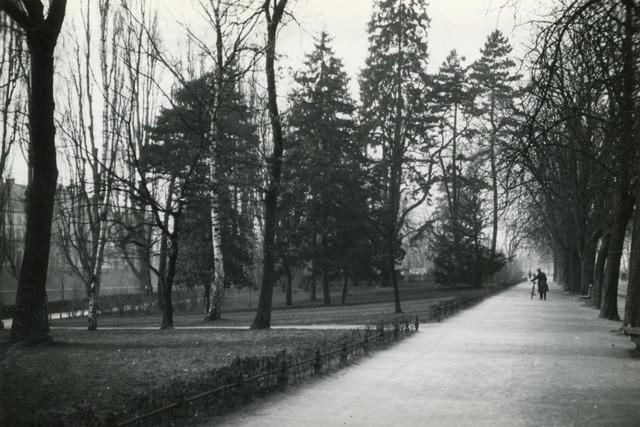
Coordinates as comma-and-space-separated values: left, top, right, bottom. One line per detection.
7, 0, 548, 184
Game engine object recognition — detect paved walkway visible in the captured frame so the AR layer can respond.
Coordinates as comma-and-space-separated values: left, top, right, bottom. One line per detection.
209, 282, 640, 427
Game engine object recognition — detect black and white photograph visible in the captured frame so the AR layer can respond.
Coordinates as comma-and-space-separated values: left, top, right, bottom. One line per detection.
0, 0, 639, 425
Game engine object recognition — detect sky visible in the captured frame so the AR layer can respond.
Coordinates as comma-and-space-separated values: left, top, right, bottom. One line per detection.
276, 0, 543, 95
6, 0, 548, 184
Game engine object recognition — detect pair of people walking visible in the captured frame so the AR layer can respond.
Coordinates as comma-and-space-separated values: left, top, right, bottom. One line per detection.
531, 268, 548, 300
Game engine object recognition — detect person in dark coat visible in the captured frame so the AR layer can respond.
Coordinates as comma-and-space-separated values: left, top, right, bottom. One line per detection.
531, 268, 548, 300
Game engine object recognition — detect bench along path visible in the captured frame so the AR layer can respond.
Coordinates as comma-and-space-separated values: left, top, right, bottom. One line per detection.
210, 281, 640, 427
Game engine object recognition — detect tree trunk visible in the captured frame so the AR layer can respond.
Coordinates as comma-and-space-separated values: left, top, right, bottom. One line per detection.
391, 257, 401, 313
600, 0, 635, 322
251, 0, 288, 329
203, 281, 211, 314
341, 272, 348, 305
161, 237, 178, 329
285, 266, 292, 306
205, 159, 225, 321
592, 233, 609, 309
160, 199, 182, 330
489, 96, 498, 259
566, 245, 581, 293
321, 234, 331, 305
624, 185, 640, 327
9, 3, 67, 343
600, 206, 631, 321
310, 267, 317, 301
552, 247, 559, 283
156, 177, 175, 310
87, 226, 108, 331
579, 238, 597, 296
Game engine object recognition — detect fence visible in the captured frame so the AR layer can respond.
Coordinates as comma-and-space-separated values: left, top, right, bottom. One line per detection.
109, 282, 516, 427
114, 318, 419, 427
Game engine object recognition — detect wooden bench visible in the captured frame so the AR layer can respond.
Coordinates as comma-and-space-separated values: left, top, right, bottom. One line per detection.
577, 284, 592, 305
622, 327, 640, 351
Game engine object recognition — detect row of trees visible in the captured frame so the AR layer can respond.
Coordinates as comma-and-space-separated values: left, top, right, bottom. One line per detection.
510, 0, 639, 327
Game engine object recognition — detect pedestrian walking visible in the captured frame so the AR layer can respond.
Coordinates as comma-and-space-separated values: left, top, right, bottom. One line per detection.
531, 268, 548, 300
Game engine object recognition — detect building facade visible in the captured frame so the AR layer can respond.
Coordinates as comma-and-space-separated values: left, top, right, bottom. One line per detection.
0, 177, 141, 306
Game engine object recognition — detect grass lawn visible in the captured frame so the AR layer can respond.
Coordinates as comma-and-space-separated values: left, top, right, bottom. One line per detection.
0, 328, 355, 425
0, 282, 474, 425
49, 282, 476, 328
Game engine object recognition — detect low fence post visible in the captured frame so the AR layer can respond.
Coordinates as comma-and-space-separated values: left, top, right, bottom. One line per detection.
172, 399, 188, 421
236, 371, 246, 405
340, 341, 348, 365
414, 316, 419, 331
277, 351, 289, 391
313, 348, 322, 376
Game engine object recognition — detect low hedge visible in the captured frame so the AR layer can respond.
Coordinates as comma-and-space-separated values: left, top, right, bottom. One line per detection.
35, 317, 419, 426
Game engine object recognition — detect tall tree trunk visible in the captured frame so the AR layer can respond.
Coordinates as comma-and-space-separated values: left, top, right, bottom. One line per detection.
489, 96, 498, 259
552, 247, 559, 283
321, 234, 331, 305
391, 255, 401, 312
205, 160, 225, 321
600, 202, 632, 320
7, 0, 67, 344
341, 271, 348, 305
161, 237, 178, 329
566, 243, 581, 293
156, 229, 168, 309
156, 177, 175, 310
310, 265, 317, 301
578, 237, 597, 296
624, 187, 639, 327
285, 266, 292, 306
87, 226, 108, 331
205, 2, 226, 321
251, 0, 288, 329
592, 233, 609, 309
600, 2, 635, 321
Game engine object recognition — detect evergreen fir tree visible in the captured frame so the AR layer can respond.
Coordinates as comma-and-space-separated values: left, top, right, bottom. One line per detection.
286, 31, 361, 305
432, 50, 475, 259
469, 30, 521, 259
359, 0, 434, 313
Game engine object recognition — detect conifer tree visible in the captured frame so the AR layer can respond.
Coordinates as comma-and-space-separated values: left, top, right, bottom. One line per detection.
360, 0, 435, 313
287, 31, 359, 305
470, 30, 520, 259
432, 50, 475, 262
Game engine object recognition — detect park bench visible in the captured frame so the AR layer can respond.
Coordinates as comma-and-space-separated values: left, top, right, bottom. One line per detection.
578, 284, 592, 306
622, 327, 640, 351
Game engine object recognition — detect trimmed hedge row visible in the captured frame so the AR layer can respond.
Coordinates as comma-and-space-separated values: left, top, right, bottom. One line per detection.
0, 289, 204, 320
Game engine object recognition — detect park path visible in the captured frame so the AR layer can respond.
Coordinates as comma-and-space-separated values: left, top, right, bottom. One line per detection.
209, 281, 640, 427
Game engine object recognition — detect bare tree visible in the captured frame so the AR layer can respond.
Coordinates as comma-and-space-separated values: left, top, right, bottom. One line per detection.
0, 16, 27, 281
56, 0, 125, 330
251, 0, 288, 329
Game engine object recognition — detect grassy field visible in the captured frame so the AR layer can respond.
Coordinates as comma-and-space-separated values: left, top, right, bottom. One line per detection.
0, 282, 473, 425
49, 282, 475, 328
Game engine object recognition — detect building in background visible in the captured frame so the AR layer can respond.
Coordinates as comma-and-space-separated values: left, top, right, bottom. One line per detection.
0, 177, 141, 306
